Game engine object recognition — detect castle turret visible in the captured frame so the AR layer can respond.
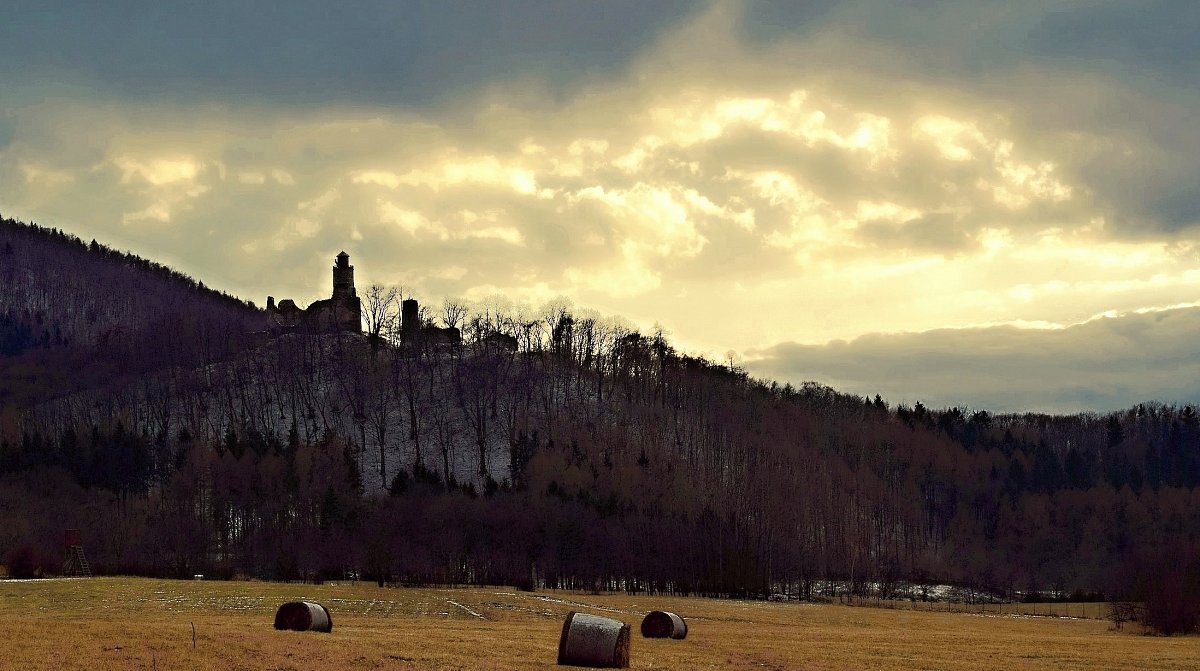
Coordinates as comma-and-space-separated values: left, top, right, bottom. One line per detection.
333, 251, 356, 300
401, 298, 420, 341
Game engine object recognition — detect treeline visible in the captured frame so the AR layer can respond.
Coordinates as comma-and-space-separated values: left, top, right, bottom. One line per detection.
2, 218, 1200, 619
5, 340, 1200, 603
901, 402, 1200, 492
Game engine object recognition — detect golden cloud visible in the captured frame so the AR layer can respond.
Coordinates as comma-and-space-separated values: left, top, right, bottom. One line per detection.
1, 3, 1197, 382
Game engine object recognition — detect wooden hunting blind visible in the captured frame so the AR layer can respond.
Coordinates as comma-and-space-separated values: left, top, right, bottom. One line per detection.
62, 528, 91, 577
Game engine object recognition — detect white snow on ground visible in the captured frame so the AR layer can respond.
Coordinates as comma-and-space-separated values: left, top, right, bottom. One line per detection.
446, 599, 485, 619
780, 581, 1008, 603
533, 594, 631, 614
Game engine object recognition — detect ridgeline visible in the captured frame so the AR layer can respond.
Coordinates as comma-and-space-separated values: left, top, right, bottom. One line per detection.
1, 215, 1196, 622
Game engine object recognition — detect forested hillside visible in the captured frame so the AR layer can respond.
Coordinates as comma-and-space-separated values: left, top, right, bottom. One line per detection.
1, 216, 1198, 608
0, 216, 262, 406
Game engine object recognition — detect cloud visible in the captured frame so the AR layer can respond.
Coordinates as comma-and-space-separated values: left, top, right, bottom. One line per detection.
2, 2, 1200, 410
0, 1, 701, 108
0, 114, 15, 152
742, 0, 1200, 236
746, 305, 1200, 414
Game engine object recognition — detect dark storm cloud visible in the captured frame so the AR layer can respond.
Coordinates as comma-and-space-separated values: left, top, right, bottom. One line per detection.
741, 0, 1200, 85
1024, 1, 1200, 89
0, 0, 701, 107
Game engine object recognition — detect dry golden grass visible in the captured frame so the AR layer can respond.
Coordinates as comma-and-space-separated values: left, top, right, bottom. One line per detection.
0, 577, 1196, 670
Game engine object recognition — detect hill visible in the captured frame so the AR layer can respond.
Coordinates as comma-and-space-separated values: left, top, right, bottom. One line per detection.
1, 216, 1198, 629
0, 216, 263, 405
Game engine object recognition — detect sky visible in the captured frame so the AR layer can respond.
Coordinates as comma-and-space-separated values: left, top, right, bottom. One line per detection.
2, 0, 1200, 414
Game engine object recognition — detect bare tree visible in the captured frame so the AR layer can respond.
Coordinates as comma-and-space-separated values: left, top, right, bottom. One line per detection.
441, 298, 468, 331
362, 283, 399, 348
365, 354, 394, 490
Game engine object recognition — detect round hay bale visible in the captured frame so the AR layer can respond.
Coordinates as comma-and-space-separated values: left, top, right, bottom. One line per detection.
274, 601, 333, 633
640, 610, 687, 639
557, 611, 630, 668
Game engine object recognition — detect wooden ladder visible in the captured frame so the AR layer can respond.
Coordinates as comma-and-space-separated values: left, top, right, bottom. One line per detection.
63, 545, 92, 577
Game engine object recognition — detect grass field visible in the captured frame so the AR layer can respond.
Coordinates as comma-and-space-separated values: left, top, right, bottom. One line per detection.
0, 578, 1196, 670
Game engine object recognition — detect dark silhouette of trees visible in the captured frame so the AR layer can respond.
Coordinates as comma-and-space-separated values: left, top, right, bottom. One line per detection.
1110, 543, 1200, 635
8, 213, 1200, 604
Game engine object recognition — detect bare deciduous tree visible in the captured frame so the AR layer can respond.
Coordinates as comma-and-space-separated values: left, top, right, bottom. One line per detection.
362, 283, 399, 347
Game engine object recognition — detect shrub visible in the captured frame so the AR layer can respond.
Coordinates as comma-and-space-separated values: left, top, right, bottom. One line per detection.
1111, 544, 1200, 635
1143, 558, 1200, 635
5, 545, 46, 579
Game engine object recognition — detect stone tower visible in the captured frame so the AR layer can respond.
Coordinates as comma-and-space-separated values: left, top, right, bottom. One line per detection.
333, 251, 356, 299
401, 298, 420, 341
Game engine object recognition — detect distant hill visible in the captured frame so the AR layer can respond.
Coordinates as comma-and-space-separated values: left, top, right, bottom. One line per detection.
0, 215, 263, 404
1, 215, 1198, 631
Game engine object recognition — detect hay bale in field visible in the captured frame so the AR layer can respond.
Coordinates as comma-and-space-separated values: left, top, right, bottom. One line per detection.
557, 611, 630, 668
274, 601, 333, 633
640, 610, 687, 639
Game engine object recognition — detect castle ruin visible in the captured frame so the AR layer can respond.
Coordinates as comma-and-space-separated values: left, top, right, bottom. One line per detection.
266, 251, 362, 333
